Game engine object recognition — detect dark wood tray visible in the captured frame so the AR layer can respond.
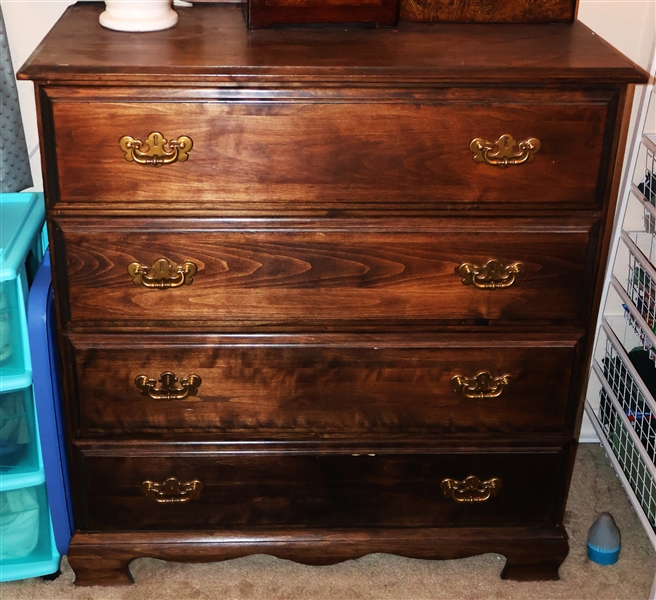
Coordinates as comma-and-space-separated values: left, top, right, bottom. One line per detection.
246, 0, 400, 28
399, 0, 576, 23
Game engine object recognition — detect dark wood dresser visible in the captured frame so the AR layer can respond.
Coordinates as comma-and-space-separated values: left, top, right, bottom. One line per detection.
19, 2, 647, 586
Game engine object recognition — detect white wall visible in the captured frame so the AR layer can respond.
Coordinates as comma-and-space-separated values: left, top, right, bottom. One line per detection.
579, 0, 655, 68
2, 0, 654, 442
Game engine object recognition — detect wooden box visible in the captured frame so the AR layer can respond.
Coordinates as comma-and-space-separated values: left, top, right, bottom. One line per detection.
246, 0, 400, 28
399, 0, 577, 23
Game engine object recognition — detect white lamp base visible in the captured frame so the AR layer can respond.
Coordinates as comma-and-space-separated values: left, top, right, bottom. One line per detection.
100, 1, 179, 32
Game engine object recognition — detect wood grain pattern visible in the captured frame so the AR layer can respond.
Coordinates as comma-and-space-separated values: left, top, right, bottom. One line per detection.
49, 94, 609, 209
400, 0, 575, 23
75, 447, 566, 530
67, 527, 569, 585
66, 332, 580, 435
18, 2, 646, 587
55, 218, 594, 327
247, 0, 400, 28
17, 5, 647, 85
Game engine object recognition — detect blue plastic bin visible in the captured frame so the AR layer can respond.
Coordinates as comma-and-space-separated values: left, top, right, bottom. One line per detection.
27, 251, 74, 556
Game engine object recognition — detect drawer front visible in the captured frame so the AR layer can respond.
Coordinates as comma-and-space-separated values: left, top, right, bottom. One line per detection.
48, 89, 612, 210
76, 447, 566, 530
55, 219, 595, 327
67, 333, 579, 435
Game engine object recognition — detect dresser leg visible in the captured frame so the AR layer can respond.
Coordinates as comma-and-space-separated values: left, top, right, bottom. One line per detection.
68, 554, 134, 586
500, 538, 569, 581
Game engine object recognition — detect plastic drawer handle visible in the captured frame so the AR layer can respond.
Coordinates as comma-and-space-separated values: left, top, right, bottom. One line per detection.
470, 134, 540, 167
118, 132, 193, 166
441, 476, 502, 504
451, 371, 513, 399
458, 259, 526, 290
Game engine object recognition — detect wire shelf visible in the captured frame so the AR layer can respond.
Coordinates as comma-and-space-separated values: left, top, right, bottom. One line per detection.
599, 318, 656, 465
611, 277, 656, 365
586, 51, 656, 598
631, 185, 656, 236
589, 319, 656, 533
586, 402, 656, 550
624, 235, 656, 329
619, 233, 656, 356
635, 133, 656, 211
627, 203, 656, 261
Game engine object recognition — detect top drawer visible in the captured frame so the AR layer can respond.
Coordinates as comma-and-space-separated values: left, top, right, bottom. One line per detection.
45, 88, 615, 212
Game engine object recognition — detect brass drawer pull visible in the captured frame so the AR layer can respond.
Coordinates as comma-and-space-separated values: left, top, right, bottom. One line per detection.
127, 258, 197, 289
135, 372, 202, 400
458, 259, 526, 289
141, 477, 203, 504
470, 134, 540, 168
451, 371, 513, 399
441, 475, 501, 504
119, 131, 193, 166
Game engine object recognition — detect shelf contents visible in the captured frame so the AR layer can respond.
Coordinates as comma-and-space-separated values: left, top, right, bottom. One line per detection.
0, 388, 35, 474
0, 486, 40, 560
638, 134, 656, 206
625, 244, 656, 332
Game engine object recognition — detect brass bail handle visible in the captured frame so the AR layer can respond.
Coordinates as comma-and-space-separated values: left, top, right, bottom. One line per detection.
451, 371, 513, 399
119, 131, 193, 167
458, 259, 526, 290
470, 134, 540, 168
441, 475, 502, 504
141, 477, 204, 504
135, 371, 202, 400
127, 258, 197, 290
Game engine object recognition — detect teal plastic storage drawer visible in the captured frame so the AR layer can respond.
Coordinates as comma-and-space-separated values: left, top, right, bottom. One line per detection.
0, 483, 59, 582
0, 192, 45, 393
0, 387, 40, 489
0, 191, 58, 582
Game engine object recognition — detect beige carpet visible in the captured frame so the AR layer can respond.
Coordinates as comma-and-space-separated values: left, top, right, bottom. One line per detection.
1, 444, 654, 600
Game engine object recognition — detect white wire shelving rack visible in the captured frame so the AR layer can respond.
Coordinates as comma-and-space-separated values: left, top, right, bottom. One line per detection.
585, 44, 656, 600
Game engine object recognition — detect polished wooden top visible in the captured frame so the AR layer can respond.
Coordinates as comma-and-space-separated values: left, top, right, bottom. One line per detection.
19, 2, 646, 85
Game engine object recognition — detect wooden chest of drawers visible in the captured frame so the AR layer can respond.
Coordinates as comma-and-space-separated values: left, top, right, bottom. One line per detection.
19, 3, 646, 586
